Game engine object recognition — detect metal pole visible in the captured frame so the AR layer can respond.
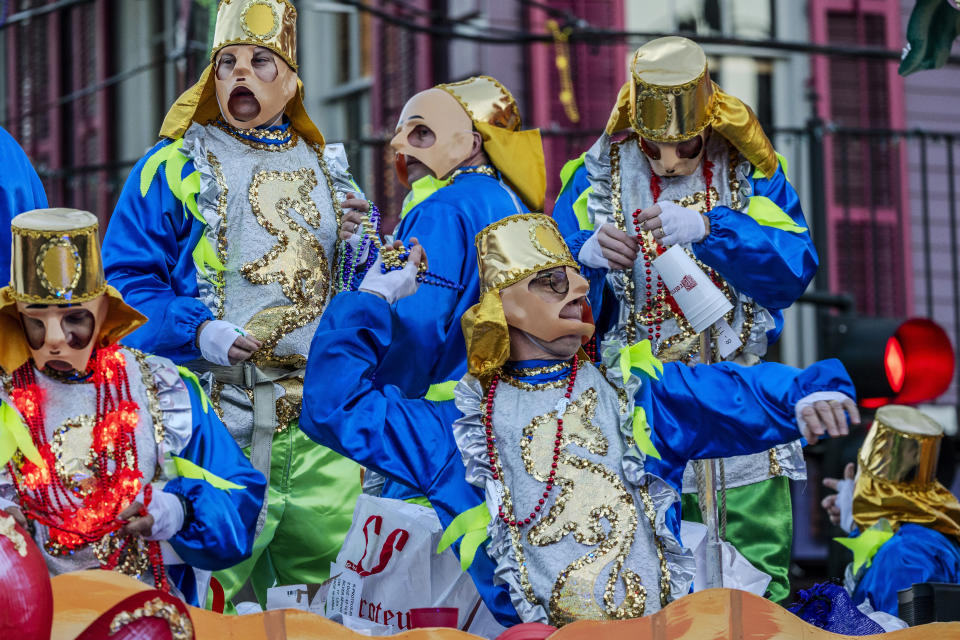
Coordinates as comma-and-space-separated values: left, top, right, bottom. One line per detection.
696, 331, 723, 589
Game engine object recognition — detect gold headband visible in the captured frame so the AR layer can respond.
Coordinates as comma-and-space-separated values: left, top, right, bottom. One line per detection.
212, 0, 298, 70
475, 214, 577, 293
859, 413, 941, 486
9, 209, 106, 304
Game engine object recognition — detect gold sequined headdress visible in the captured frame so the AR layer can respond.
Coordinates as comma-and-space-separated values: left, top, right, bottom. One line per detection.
0, 209, 145, 373
605, 36, 778, 178
461, 214, 580, 382
436, 76, 546, 211
158, 0, 324, 145
853, 405, 960, 540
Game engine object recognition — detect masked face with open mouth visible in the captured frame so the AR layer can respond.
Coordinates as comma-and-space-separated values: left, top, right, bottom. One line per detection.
16, 296, 109, 374
390, 88, 476, 188
214, 44, 298, 129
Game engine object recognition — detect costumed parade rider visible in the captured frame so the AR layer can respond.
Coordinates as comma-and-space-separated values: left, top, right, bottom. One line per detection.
551, 36, 818, 603
367, 75, 545, 401
102, 0, 367, 609
0, 209, 264, 606
300, 213, 859, 627
822, 405, 960, 617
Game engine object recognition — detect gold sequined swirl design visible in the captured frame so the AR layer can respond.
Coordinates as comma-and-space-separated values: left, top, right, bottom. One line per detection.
242, 168, 330, 427
519, 388, 645, 624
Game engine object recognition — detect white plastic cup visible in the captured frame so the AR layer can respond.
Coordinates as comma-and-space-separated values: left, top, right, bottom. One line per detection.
652, 245, 732, 334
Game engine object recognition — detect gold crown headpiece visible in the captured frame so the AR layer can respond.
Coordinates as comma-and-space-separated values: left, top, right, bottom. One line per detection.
437, 76, 522, 132
212, 0, 298, 69
435, 76, 545, 211
475, 214, 577, 294
605, 36, 779, 178
463, 214, 580, 383
628, 36, 714, 142
859, 405, 942, 486
852, 404, 960, 540
0, 208, 146, 374
9, 209, 106, 304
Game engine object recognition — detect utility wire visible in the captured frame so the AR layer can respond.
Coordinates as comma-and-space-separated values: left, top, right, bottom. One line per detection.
337, 0, 960, 65
0, 0, 92, 29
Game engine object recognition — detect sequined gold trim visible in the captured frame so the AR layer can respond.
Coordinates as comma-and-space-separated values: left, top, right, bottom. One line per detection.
768, 447, 782, 477
110, 596, 194, 640
449, 165, 497, 181
311, 142, 346, 288
51, 415, 97, 494
0, 514, 28, 556
212, 120, 298, 151
504, 362, 567, 377
208, 151, 229, 308
499, 374, 571, 391
128, 348, 166, 446
637, 483, 671, 608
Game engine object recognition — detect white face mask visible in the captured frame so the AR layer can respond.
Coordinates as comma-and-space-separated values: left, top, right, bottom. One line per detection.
214, 45, 298, 129
16, 296, 108, 373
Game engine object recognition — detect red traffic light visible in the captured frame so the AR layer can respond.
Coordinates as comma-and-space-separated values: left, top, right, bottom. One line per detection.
862, 318, 955, 408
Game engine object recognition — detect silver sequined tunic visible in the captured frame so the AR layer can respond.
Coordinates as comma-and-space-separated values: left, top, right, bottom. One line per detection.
183, 123, 357, 445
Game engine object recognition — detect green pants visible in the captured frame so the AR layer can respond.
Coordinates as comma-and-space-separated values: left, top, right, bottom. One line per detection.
681, 475, 793, 604
213, 424, 361, 611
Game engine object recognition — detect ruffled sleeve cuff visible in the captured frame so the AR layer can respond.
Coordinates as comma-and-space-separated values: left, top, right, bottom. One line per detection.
600, 338, 698, 603
142, 353, 195, 459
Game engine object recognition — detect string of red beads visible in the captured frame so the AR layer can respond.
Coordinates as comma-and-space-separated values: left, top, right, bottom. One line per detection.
5, 345, 169, 591
485, 355, 579, 529
632, 158, 715, 341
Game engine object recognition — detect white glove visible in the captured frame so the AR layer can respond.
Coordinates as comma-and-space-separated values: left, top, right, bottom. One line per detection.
833, 477, 855, 533
578, 227, 610, 270
144, 486, 185, 541
796, 391, 858, 444
359, 255, 420, 304
659, 201, 707, 246
198, 319, 246, 366
345, 223, 373, 264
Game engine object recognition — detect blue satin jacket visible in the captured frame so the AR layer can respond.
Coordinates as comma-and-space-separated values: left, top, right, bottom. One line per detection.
378, 170, 527, 397
300, 292, 855, 625
0, 126, 48, 285
163, 376, 266, 605
552, 158, 817, 342
852, 523, 960, 616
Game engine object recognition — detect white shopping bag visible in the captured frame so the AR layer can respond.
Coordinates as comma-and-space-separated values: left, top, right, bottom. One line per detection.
681, 520, 772, 596
333, 494, 504, 638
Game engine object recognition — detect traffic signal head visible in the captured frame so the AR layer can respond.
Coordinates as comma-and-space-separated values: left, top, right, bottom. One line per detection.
825, 316, 955, 408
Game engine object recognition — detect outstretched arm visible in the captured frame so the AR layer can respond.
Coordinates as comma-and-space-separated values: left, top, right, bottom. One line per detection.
641, 358, 856, 464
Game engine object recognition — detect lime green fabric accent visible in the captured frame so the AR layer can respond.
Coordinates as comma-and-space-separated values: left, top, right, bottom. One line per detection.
191, 236, 226, 285
619, 339, 663, 384
558, 153, 586, 195
400, 175, 452, 219
173, 456, 245, 490
0, 402, 42, 467
746, 196, 807, 234
631, 406, 661, 460
425, 380, 458, 402
438, 502, 491, 571
753, 152, 789, 180
835, 520, 895, 574
572, 186, 594, 231
682, 476, 793, 604
139, 139, 224, 282
176, 366, 211, 413
404, 495, 433, 508
212, 424, 361, 612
